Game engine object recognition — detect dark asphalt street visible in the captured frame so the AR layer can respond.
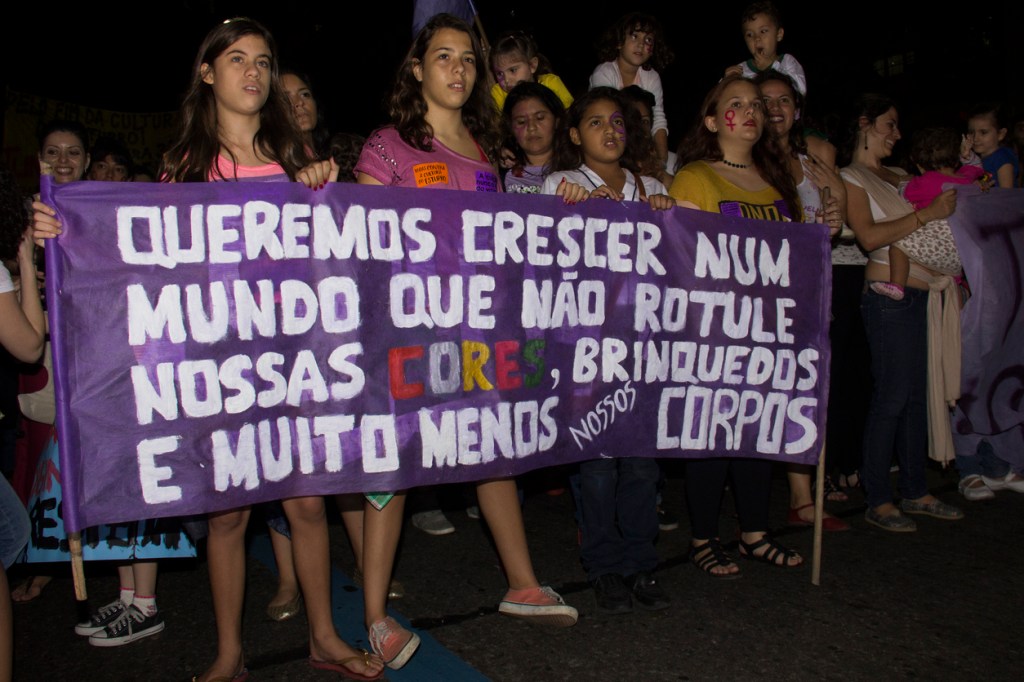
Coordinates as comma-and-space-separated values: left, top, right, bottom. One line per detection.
11, 463, 1024, 681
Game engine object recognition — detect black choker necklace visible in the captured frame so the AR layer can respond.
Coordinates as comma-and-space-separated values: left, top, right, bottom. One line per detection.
721, 159, 750, 169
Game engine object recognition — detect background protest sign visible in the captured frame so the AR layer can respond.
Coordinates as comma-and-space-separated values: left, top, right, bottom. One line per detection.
4, 89, 176, 191
949, 186, 1024, 468
25, 436, 197, 564
43, 178, 831, 531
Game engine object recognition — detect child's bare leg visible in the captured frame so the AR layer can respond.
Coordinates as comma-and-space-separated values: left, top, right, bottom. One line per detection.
362, 493, 405, 625
336, 493, 365, 570
361, 493, 418, 670
267, 526, 299, 613
281, 495, 383, 677
194, 507, 249, 682
476, 478, 537, 589
480, 478, 578, 626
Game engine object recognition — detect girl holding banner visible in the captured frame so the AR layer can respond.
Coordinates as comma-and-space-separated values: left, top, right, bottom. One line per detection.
540, 87, 675, 613
34, 17, 384, 682
668, 75, 808, 576
353, 12, 578, 670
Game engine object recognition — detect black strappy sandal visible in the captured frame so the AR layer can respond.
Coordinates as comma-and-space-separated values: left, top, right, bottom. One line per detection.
738, 536, 803, 568
689, 539, 741, 580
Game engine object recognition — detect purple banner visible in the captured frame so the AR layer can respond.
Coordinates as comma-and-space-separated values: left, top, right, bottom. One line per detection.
43, 178, 831, 531
950, 186, 1024, 467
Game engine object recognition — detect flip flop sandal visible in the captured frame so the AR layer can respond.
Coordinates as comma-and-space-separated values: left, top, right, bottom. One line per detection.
309, 651, 385, 681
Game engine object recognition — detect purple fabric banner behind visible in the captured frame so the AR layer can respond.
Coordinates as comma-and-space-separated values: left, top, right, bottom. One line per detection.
45, 180, 831, 530
949, 186, 1024, 467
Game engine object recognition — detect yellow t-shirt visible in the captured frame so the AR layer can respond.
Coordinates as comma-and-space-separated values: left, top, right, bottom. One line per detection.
491, 73, 574, 111
668, 161, 793, 221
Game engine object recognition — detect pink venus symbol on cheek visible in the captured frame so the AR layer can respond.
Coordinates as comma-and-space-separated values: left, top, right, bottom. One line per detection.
724, 110, 736, 131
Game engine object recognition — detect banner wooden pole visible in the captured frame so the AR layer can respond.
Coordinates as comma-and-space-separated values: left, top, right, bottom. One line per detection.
811, 439, 826, 586
473, 13, 491, 56
68, 532, 87, 600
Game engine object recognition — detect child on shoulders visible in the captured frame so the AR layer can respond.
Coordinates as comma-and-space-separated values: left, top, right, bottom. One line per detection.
725, 2, 806, 95
490, 31, 573, 112
589, 13, 674, 166
967, 103, 1021, 188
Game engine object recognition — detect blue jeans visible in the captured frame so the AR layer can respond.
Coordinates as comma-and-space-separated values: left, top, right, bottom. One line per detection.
0, 475, 30, 569
860, 287, 930, 508
578, 457, 659, 581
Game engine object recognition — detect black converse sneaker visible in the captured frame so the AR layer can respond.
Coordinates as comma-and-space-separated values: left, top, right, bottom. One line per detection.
89, 605, 164, 647
74, 599, 127, 636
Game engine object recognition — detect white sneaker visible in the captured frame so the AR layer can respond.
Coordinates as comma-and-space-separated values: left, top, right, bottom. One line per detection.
982, 472, 1024, 493
958, 474, 995, 501
411, 510, 455, 536
75, 599, 128, 636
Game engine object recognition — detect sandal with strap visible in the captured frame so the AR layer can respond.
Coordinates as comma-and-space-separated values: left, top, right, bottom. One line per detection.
838, 470, 861, 490
821, 475, 849, 502
688, 539, 741, 580
310, 650, 385, 681
738, 536, 803, 568
191, 669, 249, 682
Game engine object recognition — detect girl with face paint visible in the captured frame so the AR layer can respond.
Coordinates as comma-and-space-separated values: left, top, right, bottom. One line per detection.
500, 82, 565, 193
488, 31, 573, 112
540, 87, 673, 614
542, 87, 673, 209
668, 75, 806, 578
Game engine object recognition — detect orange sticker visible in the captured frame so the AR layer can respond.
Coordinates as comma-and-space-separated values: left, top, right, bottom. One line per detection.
413, 162, 449, 187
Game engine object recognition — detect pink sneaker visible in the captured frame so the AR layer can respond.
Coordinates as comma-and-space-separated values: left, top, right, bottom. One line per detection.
498, 586, 578, 627
870, 281, 905, 300
368, 616, 420, 670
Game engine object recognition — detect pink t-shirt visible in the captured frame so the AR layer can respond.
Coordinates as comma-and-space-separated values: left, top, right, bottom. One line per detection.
355, 127, 500, 192
210, 155, 288, 182
903, 166, 984, 210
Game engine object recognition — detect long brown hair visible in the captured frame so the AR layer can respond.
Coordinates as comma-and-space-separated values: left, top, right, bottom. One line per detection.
387, 13, 501, 162
677, 75, 800, 220
161, 18, 310, 182
550, 87, 656, 176
501, 82, 566, 172
752, 70, 807, 158
596, 13, 674, 72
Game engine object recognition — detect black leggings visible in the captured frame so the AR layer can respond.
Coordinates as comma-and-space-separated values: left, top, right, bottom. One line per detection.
684, 458, 772, 539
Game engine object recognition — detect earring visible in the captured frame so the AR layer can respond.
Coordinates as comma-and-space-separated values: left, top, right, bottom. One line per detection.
863, 131, 869, 150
